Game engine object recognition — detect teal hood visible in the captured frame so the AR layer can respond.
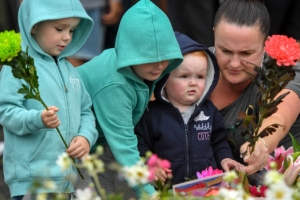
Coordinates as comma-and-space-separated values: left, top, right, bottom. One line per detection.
18, 0, 93, 59
115, 0, 182, 79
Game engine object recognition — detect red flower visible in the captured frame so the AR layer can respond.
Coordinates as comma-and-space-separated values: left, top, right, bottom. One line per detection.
264, 35, 300, 66
249, 185, 267, 197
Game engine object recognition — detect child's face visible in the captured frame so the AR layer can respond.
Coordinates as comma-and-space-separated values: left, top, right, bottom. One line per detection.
164, 53, 207, 111
132, 60, 169, 81
31, 18, 81, 56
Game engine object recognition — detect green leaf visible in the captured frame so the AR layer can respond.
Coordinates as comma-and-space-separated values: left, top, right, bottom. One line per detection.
289, 133, 300, 152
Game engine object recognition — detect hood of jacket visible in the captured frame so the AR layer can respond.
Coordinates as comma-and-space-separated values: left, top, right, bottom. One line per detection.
154, 31, 220, 107
18, 0, 93, 59
114, 0, 183, 82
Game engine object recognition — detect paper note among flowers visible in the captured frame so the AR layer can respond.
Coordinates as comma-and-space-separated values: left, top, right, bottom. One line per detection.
172, 173, 225, 197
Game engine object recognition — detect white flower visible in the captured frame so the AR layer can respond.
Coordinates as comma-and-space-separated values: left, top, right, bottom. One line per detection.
56, 152, 72, 171
265, 181, 293, 200
36, 193, 47, 200
82, 155, 104, 175
217, 184, 254, 200
75, 188, 92, 200
95, 146, 104, 155
121, 162, 150, 187
74, 188, 101, 200
264, 169, 284, 186
223, 170, 238, 183
43, 180, 56, 189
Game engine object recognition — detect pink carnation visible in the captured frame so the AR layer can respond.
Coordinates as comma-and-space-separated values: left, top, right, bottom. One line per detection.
146, 154, 171, 181
264, 35, 300, 66
196, 166, 223, 179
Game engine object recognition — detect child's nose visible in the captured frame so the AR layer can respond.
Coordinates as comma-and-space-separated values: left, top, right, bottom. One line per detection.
189, 77, 197, 85
156, 61, 166, 70
63, 33, 71, 41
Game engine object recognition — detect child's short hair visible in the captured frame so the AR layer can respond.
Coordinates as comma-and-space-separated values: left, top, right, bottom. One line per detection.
188, 50, 207, 58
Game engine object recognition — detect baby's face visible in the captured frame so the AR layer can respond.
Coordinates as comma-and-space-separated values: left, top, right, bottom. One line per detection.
132, 60, 169, 81
31, 17, 80, 56
164, 53, 207, 111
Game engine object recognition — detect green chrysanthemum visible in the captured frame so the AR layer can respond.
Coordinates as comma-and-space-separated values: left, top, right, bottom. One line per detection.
0, 30, 21, 62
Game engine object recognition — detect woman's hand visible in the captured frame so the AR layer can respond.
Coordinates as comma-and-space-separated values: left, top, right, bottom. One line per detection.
240, 138, 269, 174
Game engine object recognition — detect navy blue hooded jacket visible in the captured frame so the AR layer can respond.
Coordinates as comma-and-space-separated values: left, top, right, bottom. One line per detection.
135, 32, 233, 186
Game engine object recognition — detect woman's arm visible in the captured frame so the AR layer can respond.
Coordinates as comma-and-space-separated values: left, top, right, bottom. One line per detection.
241, 89, 300, 174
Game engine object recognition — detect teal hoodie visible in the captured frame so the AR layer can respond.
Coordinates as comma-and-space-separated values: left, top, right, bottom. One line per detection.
77, 0, 183, 197
0, 0, 98, 197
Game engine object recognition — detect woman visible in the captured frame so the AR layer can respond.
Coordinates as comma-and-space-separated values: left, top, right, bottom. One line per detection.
210, 0, 300, 177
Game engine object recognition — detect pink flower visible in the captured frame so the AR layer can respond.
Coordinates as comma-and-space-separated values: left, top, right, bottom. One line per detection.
196, 166, 223, 179
284, 155, 300, 186
264, 35, 300, 66
146, 154, 171, 181
265, 146, 293, 172
147, 154, 159, 168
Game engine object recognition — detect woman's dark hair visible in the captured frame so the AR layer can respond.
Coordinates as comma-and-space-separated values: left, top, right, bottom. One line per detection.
214, 0, 270, 40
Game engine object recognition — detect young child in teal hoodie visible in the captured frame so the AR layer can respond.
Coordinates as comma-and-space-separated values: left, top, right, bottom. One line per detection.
0, 0, 98, 199
77, 0, 183, 197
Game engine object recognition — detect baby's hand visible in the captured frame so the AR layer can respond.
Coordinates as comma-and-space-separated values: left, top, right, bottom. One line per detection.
41, 106, 60, 128
67, 136, 90, 159
221, 158, 242, 172
154, 167, 172, 183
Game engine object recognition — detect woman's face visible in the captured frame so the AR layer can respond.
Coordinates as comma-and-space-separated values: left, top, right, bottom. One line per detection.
214, 20, 265, 85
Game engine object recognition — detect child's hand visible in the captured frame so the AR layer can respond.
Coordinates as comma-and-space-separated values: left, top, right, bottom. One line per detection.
221, 158, 242, 172
66, 136, 90, 159
41, 106, 60, 128
154, 167, 172, 183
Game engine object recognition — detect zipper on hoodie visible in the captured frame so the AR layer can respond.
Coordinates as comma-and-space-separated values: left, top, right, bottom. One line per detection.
184, 124, 190, 177
55, 63, 72, 177
56, 64, 71, 141
57, 65, 69, 93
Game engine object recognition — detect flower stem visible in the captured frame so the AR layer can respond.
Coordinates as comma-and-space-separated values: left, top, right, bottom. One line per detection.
36, 90, 84, 180
92, 173, 107, 200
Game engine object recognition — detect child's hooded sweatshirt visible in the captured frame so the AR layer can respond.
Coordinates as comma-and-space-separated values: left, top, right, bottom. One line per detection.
135, 32, 234, 186
77, 0, 183, 196
0, 0, 98, 197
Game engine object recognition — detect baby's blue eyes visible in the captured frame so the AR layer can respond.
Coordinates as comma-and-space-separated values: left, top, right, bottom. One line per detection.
179, 75, 204, 79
